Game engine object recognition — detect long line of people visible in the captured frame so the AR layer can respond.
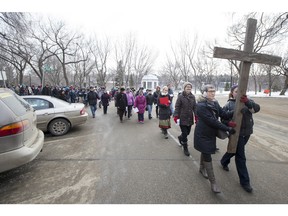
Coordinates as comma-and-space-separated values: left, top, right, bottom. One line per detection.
9, 82, 259, 194
108, 82, 260, 194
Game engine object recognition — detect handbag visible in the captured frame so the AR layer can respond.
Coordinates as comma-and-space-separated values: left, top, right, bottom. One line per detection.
216, 129, 229, 139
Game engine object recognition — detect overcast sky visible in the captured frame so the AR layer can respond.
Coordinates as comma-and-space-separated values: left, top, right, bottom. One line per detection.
2, 0, 286, 71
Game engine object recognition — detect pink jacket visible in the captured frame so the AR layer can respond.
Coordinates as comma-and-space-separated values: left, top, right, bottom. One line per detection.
134, 95, 146, 114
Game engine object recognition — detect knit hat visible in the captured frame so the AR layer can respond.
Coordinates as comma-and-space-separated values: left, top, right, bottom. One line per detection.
231, 84, 238, 92
183, 82, 192, 90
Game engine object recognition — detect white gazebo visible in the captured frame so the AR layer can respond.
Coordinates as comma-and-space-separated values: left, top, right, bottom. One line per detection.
141, 74, 159, 90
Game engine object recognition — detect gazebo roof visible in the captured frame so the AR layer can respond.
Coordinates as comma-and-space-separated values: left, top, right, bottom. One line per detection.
141, 74, 158, 81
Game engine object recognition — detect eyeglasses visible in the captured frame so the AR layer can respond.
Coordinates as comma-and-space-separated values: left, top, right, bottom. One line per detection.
207, 90, 216, 93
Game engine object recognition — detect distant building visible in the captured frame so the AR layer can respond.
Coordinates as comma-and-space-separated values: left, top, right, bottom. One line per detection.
141, 74, 159, 90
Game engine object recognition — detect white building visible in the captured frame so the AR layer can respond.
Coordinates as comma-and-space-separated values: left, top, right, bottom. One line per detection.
141, 74, 159, 90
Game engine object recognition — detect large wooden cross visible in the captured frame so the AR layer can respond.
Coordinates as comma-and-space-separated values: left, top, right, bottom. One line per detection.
213, 18, 282, 153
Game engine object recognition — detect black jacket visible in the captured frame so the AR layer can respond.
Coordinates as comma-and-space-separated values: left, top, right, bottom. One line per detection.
116, 92, 128, 110
194, 96, 233, 154
222, 98, 260, 136
174, 91, 196, 126
86, 91, 100, 105
158, 94, 172, 120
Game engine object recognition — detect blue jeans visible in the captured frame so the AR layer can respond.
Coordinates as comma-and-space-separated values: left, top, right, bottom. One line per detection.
90, 104, 97, 117
221, 135, 251, 186
147, 104, 153, 115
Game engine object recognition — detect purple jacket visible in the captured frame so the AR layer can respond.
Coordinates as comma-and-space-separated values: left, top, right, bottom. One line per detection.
126, 92, 135, 106
134, 95, 146, 114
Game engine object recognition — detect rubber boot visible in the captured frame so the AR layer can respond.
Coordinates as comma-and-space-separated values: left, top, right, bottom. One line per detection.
182, 142, 190, 156
199, 155, 208, 179
203, 161, 221, 193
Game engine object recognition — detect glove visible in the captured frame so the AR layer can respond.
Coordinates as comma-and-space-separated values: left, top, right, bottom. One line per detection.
228, 121, 236, 128
194, 115, 198, 124
228, 127, 236, 135
173, 116, 179, 124
240, 95, 249, 103
240, 95, 253, 108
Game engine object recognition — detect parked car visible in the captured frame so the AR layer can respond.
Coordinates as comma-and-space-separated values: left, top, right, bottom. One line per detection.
0, 88, 44, 173
22, 95, 88, 136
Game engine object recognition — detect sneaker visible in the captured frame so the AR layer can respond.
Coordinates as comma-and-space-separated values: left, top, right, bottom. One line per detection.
242, 184, 253, 193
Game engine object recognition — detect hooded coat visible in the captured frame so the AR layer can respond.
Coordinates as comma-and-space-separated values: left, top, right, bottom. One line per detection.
194, 96, 233, 154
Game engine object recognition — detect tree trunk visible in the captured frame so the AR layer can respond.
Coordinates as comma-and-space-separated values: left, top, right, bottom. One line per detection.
280, 75, 288, 95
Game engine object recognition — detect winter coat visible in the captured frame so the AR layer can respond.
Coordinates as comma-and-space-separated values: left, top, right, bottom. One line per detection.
194, 96, 233, 154
86, 91, 100, 106
101, 93, 111, 106
158, 94, 172, 120
126, 92, 135, 106
153, 90, 161, 104
146, 93, 154, 105
221, 98, 260, 136
116, 92, 128, 110
174, 91, 196, 126
134, 95, 146, 114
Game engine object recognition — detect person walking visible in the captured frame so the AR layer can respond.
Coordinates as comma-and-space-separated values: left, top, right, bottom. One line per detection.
194, 84, 236, 193
116, 87, 128, 123
220, 85, 260, 193
133, 90, 146, 123
153, 86, 161, 118
101, 90, 111, 114
173, 82, 196, 157
146, 89, 154, 120
126, 88, 134, 120
167, 83, 174, 115
158, 86, 172, 139
86, 86, 100, 118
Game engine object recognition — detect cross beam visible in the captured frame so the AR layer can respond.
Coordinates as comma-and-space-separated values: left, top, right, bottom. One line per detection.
213, 18, 282, 153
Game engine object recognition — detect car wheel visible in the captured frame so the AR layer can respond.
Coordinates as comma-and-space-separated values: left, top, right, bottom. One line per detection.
48, 118, 70, 136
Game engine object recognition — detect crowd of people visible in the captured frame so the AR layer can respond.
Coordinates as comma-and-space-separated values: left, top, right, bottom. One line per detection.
5, 82, 260, 194
110, 82, 260, 194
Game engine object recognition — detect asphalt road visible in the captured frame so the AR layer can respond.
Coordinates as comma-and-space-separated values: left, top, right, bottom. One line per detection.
0, 95, 288, 204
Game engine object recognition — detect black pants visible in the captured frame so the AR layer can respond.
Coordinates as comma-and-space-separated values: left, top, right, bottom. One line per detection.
155, 105, 159, 117
221, 135, 250, 186
180, 125, 192, 143
118, 108, 125, 121
103, 105, 108, 114
127, 105, 133, 118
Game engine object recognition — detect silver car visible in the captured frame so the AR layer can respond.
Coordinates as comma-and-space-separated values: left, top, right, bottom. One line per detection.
0, 88, 44, 173
22, 95, 88, 136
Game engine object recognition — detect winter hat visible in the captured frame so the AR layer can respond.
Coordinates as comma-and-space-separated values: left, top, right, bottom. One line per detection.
183, 82, 192, 90
231, 84, 238, 92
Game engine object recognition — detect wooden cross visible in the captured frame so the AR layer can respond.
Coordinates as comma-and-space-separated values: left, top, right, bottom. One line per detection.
213, 18, 282, 153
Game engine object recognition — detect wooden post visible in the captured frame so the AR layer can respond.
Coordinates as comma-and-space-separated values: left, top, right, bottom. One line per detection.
213, 18, 282, 153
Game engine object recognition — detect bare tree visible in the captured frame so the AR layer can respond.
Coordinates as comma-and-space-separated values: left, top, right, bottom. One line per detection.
162, 55, 182, 89
90, 36, 111, 87
133, 45, 155, 88
277, 50, 288, 95
227, 12, 288, 72
43, 19, 86, 86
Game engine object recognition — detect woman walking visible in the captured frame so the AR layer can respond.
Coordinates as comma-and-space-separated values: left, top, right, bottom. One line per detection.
194, 84, 236, 193
133, 90, 146, 123
173, 82, 197, 157
220, 85, 260, 193
158, 86, 172, 139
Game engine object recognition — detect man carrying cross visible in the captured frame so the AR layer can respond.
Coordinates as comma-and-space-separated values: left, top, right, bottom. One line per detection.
213, 18, 281, 193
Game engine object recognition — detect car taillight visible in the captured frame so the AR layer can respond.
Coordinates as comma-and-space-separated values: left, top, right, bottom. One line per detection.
80, 108, 86, 115
0, 120, 30, 137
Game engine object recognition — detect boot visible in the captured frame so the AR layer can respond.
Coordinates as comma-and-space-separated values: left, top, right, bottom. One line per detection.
203, 161, 221, 193
177, 135, 183, 146
199, 155, 208, 179
182, 142, 190, 156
